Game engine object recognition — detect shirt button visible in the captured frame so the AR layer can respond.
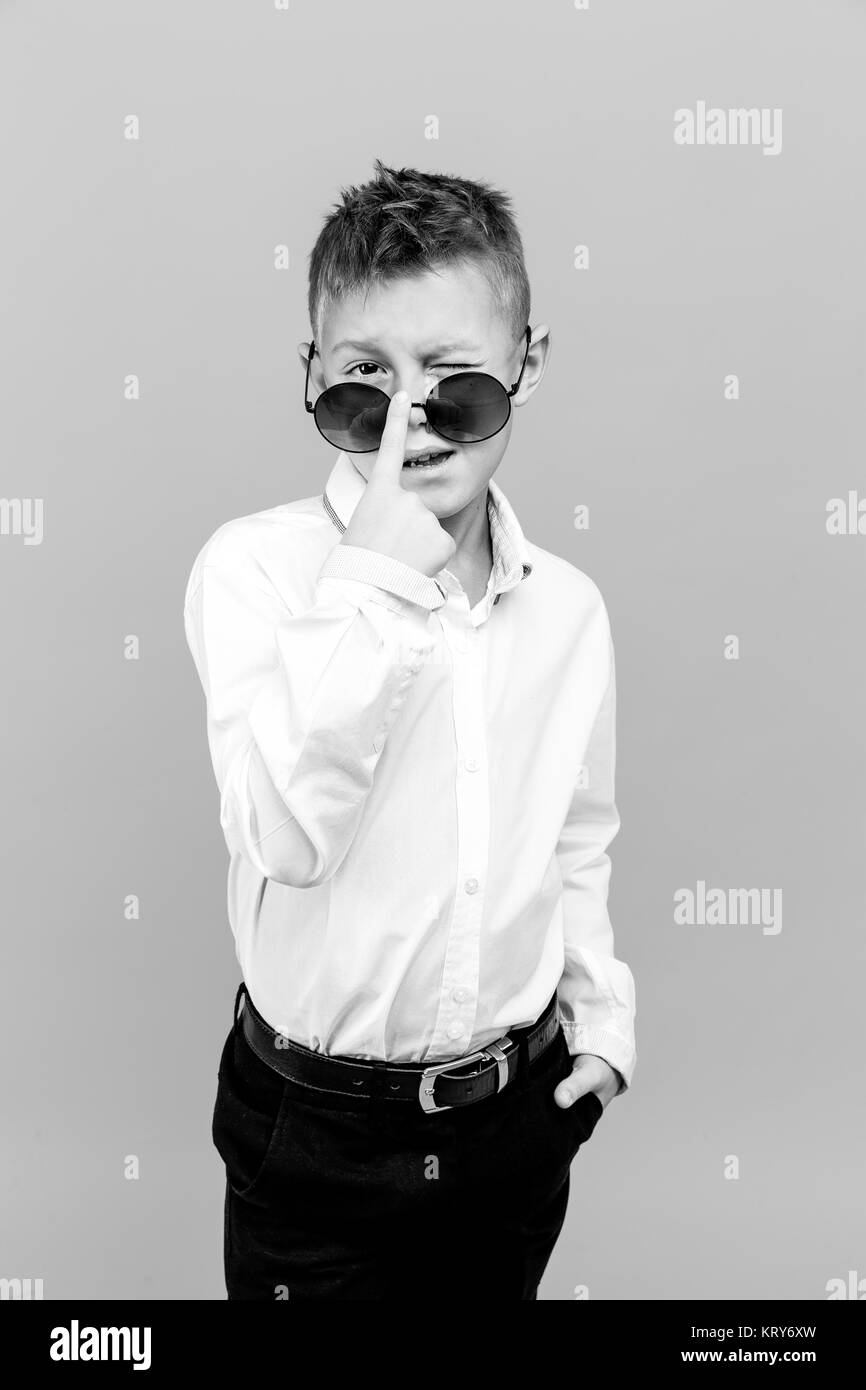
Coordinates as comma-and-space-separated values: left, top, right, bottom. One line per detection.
464, 878, 479, 894
452, 986, 470, 1003
464, 756, 480, 772
446, 1021, 464, 1040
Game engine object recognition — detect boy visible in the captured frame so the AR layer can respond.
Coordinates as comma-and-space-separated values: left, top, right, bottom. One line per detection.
184, 159, 636, 1301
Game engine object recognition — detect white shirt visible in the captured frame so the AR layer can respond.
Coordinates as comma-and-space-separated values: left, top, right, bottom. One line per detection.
183, 451, 636, 1090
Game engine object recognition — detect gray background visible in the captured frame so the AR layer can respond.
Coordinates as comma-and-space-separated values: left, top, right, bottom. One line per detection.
1, 0, 863, 1300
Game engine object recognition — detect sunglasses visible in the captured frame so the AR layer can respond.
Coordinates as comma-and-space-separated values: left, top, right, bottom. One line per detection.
304, 326, 532, 454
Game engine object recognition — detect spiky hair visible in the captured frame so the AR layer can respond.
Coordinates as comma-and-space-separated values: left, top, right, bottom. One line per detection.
307, 158, 530, 345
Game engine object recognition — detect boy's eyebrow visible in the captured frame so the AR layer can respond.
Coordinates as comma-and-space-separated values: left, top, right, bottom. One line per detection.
329, 338, 483, 356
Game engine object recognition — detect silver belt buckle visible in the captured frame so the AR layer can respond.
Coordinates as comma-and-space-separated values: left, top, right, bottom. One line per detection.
418, 1035, 515, 1114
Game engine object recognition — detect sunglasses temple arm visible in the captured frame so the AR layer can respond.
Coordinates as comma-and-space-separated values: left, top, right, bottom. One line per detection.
304, 341, 316, 412
508, 326, 532, 396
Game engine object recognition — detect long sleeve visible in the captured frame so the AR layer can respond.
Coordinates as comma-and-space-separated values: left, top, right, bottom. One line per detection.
555, 618, 637, 1092
183, 538, 443, 890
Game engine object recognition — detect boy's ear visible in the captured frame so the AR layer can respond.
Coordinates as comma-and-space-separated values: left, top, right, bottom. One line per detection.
513, 324, 551, 407
298, 341, 327, 397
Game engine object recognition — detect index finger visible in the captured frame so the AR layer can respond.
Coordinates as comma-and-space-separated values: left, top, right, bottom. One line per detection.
367, 390, 411, 486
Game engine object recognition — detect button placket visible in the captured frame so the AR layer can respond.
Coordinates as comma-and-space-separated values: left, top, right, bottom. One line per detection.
426, 611, 489, 1056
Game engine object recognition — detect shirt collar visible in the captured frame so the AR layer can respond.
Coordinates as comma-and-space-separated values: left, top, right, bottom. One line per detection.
322, 451, 533, 604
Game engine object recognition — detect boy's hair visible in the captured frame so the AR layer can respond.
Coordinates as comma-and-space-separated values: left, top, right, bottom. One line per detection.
307, 159, 530, 347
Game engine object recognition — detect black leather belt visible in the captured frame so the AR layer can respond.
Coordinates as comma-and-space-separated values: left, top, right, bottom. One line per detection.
237, 984, 561, 1114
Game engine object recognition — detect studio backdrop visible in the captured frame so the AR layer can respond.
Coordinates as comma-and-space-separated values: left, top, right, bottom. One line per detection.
1, 0, 863, 1300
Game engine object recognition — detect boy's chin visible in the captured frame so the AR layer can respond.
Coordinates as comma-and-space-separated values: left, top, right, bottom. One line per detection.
401, 462, 464, 493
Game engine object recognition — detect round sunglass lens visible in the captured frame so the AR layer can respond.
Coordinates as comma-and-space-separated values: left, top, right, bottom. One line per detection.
427, 373, 509, 443
315, 384, 390, 451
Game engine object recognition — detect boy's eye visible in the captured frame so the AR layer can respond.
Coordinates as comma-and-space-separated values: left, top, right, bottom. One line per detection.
346, 362, 475, 378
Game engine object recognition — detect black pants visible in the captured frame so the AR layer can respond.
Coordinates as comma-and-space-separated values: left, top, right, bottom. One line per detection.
212, 993, 603, 1300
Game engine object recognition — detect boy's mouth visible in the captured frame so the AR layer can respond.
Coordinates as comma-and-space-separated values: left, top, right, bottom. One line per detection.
402, 448, 454, 470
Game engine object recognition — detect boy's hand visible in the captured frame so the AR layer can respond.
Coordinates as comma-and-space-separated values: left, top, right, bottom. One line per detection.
340, 391, 457, 578
554, 1054, 620, 1112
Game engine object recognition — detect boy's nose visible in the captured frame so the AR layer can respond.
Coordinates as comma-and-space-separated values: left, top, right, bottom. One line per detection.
407, 399, 433, 430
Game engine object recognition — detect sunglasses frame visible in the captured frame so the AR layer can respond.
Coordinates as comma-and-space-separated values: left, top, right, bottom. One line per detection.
304, 325, 532, 453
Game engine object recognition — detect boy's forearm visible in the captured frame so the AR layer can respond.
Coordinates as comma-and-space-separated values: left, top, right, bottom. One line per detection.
555, 610, 636, 1092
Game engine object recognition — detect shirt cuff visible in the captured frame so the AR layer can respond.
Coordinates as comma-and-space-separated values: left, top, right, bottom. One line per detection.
318, 543, 446, 611
558, 1018, 635, 1094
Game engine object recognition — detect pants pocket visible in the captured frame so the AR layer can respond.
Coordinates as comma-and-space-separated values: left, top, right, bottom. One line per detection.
212, 1025, 291, 1203
531, 1027, 604, 1166
566, 1089, 603, 1143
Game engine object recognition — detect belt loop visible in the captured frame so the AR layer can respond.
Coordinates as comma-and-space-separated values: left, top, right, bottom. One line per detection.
367, 1063, 386, 1102
233, 980, 247, 1032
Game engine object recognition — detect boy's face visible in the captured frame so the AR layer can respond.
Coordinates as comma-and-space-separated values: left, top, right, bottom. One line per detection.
300, 260, 548, 522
